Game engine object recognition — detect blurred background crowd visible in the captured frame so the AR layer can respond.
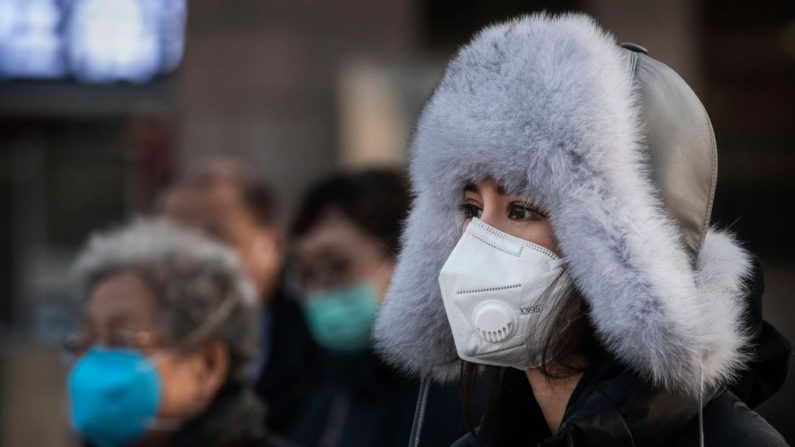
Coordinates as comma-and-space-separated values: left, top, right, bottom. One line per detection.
0, 0, 793, 445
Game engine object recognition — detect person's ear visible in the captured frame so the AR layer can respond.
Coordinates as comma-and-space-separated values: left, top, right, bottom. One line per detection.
261, 225, 285, 259
252, 226, 286, 279
194, 341, 230, 401
372, 256, 396, 302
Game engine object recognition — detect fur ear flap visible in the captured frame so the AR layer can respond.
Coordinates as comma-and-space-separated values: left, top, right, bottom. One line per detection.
374, 196, 463, 382
587, 226, 753, 395
690, 229, 753, 388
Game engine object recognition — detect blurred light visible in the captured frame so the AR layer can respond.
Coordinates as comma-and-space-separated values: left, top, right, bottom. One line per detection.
0, 0, 186, 83
67, 0, 161, 83
0, 0, 67, 79
158, 0, 187, 72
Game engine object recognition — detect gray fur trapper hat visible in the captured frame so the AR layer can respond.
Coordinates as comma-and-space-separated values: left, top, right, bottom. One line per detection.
374, 13, 752, 396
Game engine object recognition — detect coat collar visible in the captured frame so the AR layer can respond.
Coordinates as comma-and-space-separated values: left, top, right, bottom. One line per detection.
477, 353, 710, 447
545, 357, 705, 447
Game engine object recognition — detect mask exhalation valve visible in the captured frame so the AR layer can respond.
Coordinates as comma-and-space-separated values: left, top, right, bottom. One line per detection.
472, 300, 516, 343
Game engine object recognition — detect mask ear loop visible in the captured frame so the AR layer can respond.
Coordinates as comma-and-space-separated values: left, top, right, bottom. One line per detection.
147, 296, 239, 366
408, 376, 431, 447
698, 366, 704, 447
180, 297, 240, 349
143, 297, 241, 432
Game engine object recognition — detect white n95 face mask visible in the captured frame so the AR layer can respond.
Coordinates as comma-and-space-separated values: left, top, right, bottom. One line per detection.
438, 218, 565, 370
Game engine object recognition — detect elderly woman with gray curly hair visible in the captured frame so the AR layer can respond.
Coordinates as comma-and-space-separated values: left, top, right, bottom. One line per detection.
64, 218, 289, 447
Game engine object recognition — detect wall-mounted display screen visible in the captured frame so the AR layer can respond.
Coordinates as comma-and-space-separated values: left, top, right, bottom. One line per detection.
0, 0, 186, 83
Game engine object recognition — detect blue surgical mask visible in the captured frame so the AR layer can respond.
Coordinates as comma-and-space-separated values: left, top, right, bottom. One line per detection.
68, 348, 161, 447
302, 282, 380, 354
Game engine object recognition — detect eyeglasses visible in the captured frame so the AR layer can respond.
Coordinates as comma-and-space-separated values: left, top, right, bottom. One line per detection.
289, 251, 392, 295
62, 330, 165, 362
291, 261, 354, 292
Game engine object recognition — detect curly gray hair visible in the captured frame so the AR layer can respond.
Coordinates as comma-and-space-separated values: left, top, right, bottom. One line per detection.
72, 218, 260, 382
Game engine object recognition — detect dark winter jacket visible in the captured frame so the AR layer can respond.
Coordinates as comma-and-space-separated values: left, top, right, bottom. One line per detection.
284, 348, 472, 447
81, 382, 290, 447
170, 383, 291, 447
450, 260, 791, 447
255, 282, 320, 436
451, 359, 787, 447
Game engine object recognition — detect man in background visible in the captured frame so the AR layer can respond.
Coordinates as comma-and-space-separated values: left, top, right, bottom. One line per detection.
159, 157, 318, 436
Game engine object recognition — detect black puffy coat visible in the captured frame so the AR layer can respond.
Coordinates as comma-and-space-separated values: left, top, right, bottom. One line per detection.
168, 383, 289, 447
81, 382, 291, 447
450, 260, 791, 447
284, 349, 472, 447
255, 283, 319, 436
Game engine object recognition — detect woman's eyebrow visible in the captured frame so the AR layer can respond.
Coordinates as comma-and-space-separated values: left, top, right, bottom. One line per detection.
463, 182, 507, 195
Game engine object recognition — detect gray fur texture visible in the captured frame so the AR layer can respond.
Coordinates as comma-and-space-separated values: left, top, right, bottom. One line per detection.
373, 13, 751, 395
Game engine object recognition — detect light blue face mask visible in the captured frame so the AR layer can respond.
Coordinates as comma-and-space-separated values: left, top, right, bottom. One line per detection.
302, 282, 380, 354
68, 348, 161, 447
67, 297, 239, 446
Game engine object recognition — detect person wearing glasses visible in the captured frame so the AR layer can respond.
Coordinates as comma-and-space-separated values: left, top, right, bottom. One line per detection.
64, 219, 289, 447
285, 169, 474, 447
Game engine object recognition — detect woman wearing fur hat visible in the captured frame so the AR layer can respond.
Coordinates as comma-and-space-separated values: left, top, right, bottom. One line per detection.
374, 13, 790, 447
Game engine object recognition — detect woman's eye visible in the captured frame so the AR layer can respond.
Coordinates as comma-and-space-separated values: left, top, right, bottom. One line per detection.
329, 257, 352, 276
508, 203, 545, 221
459, 203, 483, 219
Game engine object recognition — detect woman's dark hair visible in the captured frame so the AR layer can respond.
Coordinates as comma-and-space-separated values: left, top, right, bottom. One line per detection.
291, 169, 411, 256
461, 267, 597, 436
